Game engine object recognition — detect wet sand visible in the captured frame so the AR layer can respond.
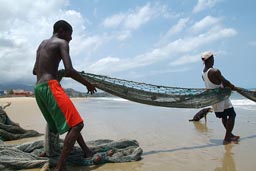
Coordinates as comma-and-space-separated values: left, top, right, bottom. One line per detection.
1, 97, 256, 171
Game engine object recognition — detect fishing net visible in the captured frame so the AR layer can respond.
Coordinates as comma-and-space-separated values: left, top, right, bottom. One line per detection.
76, 71, 231, 108
0, 138, 142, 170
0, 105, 42, 141
236, 87, 256, 102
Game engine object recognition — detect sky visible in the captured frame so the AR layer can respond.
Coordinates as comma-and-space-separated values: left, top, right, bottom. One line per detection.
0, 0, 255, 92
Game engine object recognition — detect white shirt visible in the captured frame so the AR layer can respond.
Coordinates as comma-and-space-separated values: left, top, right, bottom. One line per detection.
202, 68, 233, 112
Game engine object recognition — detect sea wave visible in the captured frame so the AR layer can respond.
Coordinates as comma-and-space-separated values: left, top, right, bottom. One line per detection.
94, 97, 128, 102
231, 99, 256, 106
91, 97, 256, 110
231, 99, 256, 111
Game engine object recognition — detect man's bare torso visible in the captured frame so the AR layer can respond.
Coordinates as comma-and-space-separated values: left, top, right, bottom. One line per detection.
34, 37, 65, 84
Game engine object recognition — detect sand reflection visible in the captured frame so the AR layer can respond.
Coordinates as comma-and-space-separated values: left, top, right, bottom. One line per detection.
215, 144, 236, 171
192, 121, 208, 133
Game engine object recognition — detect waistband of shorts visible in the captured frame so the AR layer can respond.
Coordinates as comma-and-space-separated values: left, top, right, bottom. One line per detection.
35, 80, 60, 88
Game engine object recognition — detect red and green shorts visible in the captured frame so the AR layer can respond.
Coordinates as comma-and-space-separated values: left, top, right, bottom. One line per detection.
34, 80, 83, 134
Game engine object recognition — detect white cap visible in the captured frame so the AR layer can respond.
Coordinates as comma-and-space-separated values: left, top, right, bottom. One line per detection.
201, 51, 213, 60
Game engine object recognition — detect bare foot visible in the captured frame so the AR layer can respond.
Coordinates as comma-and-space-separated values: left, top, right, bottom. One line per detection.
223, 138, 238, 145
93, 155, 101, 164
39, 152, 47, 157
231, 135, 240, 141
92, 150, 114, 165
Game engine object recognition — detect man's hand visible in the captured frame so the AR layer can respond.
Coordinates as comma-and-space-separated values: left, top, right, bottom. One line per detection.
87, 83, 97, 94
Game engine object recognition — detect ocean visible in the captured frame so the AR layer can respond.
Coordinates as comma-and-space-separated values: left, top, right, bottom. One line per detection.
229, 92, 256, 110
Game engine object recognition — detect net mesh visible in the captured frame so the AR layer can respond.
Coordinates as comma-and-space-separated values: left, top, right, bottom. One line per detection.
78, 71, 231, 108
236, 87, 256, 102
0, 139, 142, 170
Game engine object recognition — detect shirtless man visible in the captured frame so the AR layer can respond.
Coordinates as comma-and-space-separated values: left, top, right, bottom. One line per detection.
33, 20, 97, 171
201, 51, 240, 145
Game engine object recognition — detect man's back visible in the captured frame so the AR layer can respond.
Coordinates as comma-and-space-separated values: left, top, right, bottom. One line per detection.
34, 37, 66, 84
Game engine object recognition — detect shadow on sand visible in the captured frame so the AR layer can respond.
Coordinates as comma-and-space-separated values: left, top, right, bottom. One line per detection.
142, 134, 256, 156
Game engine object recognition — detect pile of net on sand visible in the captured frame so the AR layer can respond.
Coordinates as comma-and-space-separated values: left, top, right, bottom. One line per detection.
0, 103, 42, 141
0, 138, 143, 170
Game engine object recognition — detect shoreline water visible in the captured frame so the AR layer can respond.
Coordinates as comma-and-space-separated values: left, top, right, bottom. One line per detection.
1, 96, 256, 171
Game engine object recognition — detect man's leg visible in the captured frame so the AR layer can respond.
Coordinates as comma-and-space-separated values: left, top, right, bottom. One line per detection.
45, 124, 60, 157
222, 115, 238, 144
55, 122, 84, 171
222, 113, 239, 141
77, 133, 93, 158
223, 116, 234, 140
222, 117, 228, 130
222, 117, 230, 142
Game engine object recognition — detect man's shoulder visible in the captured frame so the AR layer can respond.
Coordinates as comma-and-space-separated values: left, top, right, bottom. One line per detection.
209, 68, 222, 79
50, 37, 66, 43
210, 68, 221, 73
53, 37, 69, 48
39, 37, 67, 49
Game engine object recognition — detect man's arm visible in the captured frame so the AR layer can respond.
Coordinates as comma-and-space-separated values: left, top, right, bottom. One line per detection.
59, 41, 96, 94
215, 69, 236, 90
33, 45, 42, 75
33, 51, 39, 75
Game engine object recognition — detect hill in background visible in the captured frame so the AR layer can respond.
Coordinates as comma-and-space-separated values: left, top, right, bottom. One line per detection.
0, 83, 112, 97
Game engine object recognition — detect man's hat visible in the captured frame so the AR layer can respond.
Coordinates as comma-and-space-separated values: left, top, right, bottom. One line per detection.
201, 51, 213, 61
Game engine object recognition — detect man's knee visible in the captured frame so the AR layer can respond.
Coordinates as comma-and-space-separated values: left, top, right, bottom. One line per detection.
72, 122, 84, 131
227, 108, 236, 119
228, 114, 236, 120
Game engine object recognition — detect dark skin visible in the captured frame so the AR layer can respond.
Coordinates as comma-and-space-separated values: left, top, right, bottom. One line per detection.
33, 28, 96, 171
33, 29, 96, 93
202, 56, 239, 144
202, 56, 236, 90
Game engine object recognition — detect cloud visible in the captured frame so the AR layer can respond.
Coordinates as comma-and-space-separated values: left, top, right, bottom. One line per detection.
0, 0, 96, 84
123, 3, 160, 30
116, 31, 132, 41
191, 16, 221, 33
193, 0, 219, 13
102, 13, 126, 28
88, 56, 120, 74
88, 25, 237, 73
0, 0, 68, 30
71, 34, 106, 57
167, 18, 190, 36
102, 2, 164, 30
169, 54, 201, 66
109, 14, 236, 71
101, 2, 172, 42
0, 37, 15, 48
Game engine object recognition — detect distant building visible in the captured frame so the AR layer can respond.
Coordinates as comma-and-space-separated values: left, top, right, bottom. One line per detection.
12, 89, 33, 96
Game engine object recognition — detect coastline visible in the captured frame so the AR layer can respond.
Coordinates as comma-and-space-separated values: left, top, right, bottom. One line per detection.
1, 97, 256, 171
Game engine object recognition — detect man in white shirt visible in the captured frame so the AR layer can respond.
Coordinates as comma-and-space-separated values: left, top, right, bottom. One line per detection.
201, 51, 240, 145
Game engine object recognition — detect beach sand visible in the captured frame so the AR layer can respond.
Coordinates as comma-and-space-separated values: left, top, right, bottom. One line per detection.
1, 97, 256, 171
